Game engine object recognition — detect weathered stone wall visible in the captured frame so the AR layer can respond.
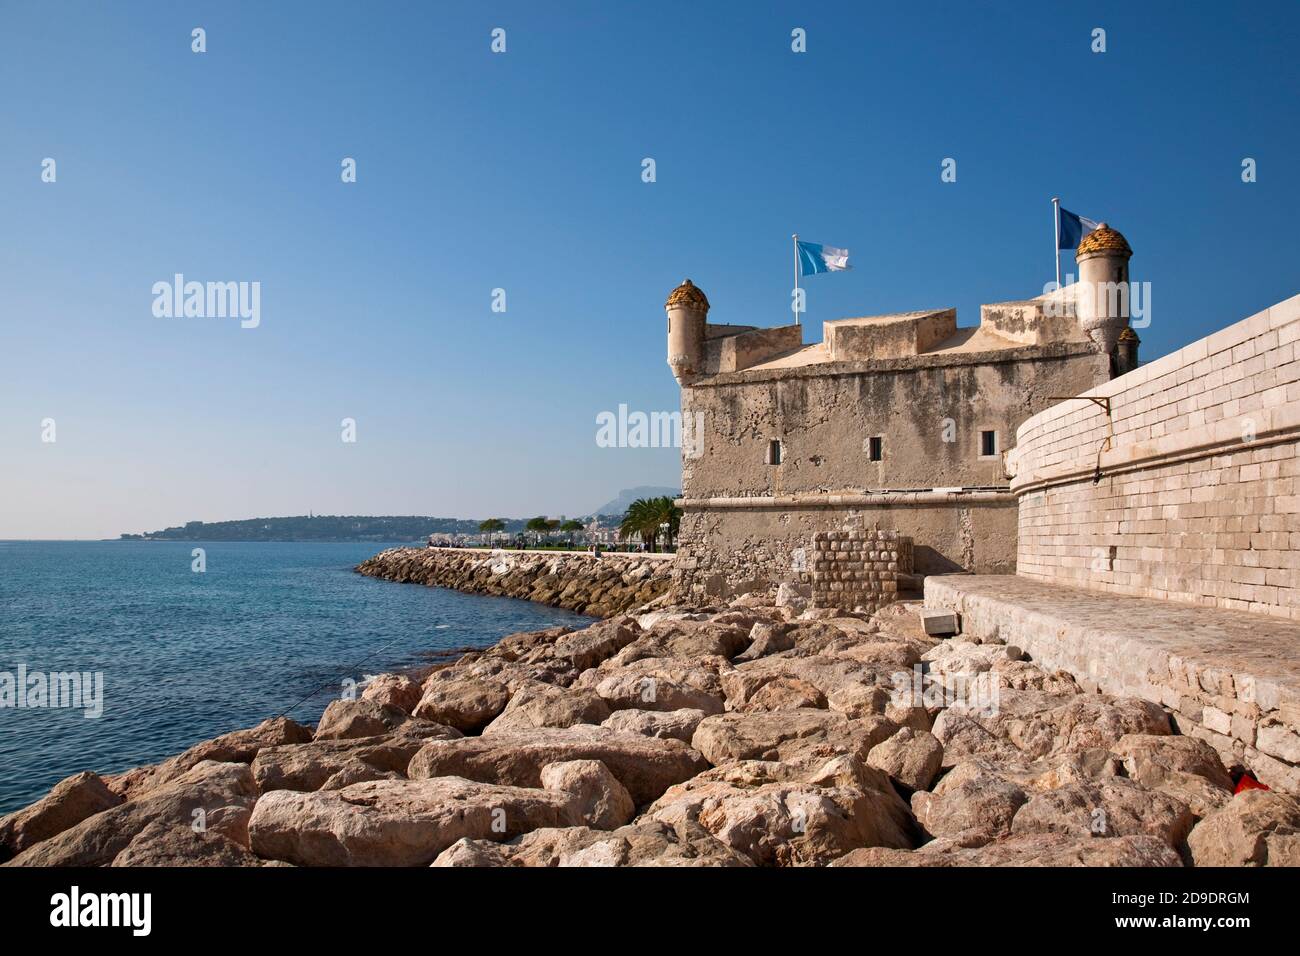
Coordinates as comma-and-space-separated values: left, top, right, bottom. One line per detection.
811, 529, 913, 612
674, 492, 1016, 602
356, 547, 673, 617
674, 344, 1110, 601
1008, 294, 1300, 619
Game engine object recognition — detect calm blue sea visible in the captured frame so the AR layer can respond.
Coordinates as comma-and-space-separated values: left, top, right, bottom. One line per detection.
0, 540, 593, 814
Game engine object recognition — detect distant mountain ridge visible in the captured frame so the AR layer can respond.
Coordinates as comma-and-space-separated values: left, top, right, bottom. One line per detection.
591, 486, 680, 518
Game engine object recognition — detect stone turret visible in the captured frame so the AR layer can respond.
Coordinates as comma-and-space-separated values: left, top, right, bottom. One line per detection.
1116, 326, 1141, 376
666, 279, 709, 385
1075, 223, 1133, 368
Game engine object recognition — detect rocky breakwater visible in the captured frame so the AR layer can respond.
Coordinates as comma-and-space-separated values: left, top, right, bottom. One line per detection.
355, 546, 673, 618
6, 592, 1300, 867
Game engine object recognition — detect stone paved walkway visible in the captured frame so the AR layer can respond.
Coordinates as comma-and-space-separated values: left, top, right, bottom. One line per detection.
924, 574, 1300, 791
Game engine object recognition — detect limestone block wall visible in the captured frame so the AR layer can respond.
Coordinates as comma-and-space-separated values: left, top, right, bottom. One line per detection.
1008, 294, 1300, 619
811, 529, 913, 612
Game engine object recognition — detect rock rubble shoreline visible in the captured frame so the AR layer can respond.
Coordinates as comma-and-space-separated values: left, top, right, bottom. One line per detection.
4, 588, 1299, 867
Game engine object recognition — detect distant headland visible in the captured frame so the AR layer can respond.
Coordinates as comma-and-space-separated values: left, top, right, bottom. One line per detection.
116, 492, 681, 544
118, 515, 508, 543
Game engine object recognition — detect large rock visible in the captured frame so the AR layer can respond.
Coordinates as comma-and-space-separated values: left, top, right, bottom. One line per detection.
648, 755, 915, 866
0, 772, 122, 859
741, 677, 827, 712
922, 640, 1023, 682
483, 680, 610, 735
867, 727, 944, 792
826, 683, 891, 720
1186, 790, 1300, 866
775, 582, 811, 614
429, 838, 516, 867
540, 760, 634, 829
438, 654, 578, 694
315, 699, 411, 741
1112, 733, 1234, 818
930, 711, 1024, 768
832, 833, 1183, 867
935, 688, 1074, 759
691, 709, 895, 767
252, 722, 461, 793
107, 716, 314, 798
248, 776, 579, 866
412, 677, 510, 733
600, 708, 706, 743
1042, 696, 1171, 755
939, 691, 1170, 763
910, 761, 1028, 846
540, 619, 641, 672
5, 761, 258, 867
1019, 748, 1123, 792
721, 655, 886, 711
433, 818, 754, 867
838, 641, 922, 669
613, 619, 752, 663
490, 625, 577, 663
787, 618, 893, 655
408, 726, 709, 805
989, 659, 1081, 695
110, 820, 262, 867
361, 674, 423, 715
734, 622, 795, 662
588, 664, 725, 716
1010, 778, 1196, 849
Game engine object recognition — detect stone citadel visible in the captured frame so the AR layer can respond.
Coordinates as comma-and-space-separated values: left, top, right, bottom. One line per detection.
666, 224, 1142, 603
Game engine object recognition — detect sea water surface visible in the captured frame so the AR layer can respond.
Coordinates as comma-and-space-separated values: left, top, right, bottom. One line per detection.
0, 540, 593, 814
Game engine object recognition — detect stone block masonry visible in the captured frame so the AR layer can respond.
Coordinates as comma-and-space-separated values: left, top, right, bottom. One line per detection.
811, 529, 913, 613
673, 492, 1015, 603
1008, 293, 1300, 619
356, 547, 673, 617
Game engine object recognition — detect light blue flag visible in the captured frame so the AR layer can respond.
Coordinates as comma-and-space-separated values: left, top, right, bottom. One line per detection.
796, 239, 850, 277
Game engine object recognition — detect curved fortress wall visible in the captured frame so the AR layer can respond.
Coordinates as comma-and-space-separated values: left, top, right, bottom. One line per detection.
1009, 294, 1300, 619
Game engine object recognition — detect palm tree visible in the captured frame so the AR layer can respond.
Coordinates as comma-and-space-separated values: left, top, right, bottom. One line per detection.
478, 517, 505, 547
559, 518, 584, 548
631, 496, 682, 551
525, 516, 550, 546
619, 497, 679, 552
651, 495, 683, 550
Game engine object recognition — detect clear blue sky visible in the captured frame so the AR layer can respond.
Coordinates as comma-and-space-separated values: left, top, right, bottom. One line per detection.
2, 1, 1296, 538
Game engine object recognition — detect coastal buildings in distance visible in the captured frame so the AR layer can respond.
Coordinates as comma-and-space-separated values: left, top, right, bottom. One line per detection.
666, 226, 1140, 603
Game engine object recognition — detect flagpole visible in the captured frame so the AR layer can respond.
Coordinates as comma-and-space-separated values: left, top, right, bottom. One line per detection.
1051, 197, 1061, 290
792, 233, 800, 326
